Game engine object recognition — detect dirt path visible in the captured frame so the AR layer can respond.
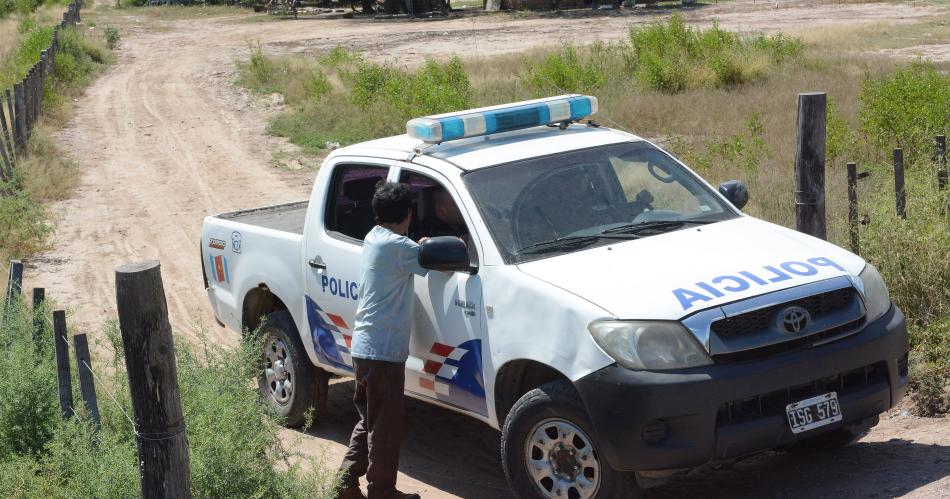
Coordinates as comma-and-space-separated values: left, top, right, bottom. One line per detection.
22, 0, 950, 496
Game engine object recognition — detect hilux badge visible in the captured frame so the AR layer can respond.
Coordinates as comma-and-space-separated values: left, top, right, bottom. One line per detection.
778, 306, 811, 334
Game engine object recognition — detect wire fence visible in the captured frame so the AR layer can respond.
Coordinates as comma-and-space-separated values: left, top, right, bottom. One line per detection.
0, 0, 84, 190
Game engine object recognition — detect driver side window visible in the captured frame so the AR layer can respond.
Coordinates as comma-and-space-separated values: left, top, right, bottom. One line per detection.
398, 170, 478, 264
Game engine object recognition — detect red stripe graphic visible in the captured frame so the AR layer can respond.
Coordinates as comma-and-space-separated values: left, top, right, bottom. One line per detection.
423, 360, 442, 375
419, 378, 435, 390
327, 313, 349, 329
430, 343, 454, 357
343, 334, 352, 349
214, 255, 225, 282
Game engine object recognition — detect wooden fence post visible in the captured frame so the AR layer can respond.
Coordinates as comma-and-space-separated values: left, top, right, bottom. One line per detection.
4, 89, 15, 156
794, 92, 827, 239
937, 135, 947, 191
53, 310, 75, 419
0, 131, 12, 183
5, 260, 23, 309
12, 83, 24, 154
32, 287, 45, 343
73, 333, 101, 430
116, 261, 192, 499
0, 91, 15, 167
847, 162, 859, 254
894, 148, 906, 219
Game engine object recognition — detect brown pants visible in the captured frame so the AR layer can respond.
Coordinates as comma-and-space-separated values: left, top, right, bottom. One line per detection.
339, 358, 406, 498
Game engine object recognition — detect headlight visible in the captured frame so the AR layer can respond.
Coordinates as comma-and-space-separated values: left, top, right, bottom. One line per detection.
588, 320, 712, 370
854, 263, 891, 322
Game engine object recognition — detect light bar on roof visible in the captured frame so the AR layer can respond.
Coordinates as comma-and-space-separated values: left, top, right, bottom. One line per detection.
406, 95, 599, 144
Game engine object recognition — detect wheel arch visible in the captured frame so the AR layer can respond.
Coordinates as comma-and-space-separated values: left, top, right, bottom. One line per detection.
494, 359, 575, 425
242, 284, 291, 333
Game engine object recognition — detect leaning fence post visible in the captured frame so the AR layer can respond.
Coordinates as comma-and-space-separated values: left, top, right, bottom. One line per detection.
893, 148, 906, 220
5, 260, 23, 309
936, 135, 947, 191
12, 83, 23, 154
4, 89, 15, 157
73, 334, 101, 431
0, 91, 15, 167
53, 310, 75, 419
116, 261, 192, 499
794, 92, 827, 239
32, 287, 45, 343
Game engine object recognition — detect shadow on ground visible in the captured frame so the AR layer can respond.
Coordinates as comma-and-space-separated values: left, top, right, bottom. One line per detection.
300, 380, 948, 498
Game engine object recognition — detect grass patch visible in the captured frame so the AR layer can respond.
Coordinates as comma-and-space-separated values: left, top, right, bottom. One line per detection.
238, 45, 471, 152
0, 300, 337, 497
0, 22, 114, 261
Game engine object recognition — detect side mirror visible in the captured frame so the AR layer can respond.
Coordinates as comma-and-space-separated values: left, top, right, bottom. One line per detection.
419, 236, 475, 273
718, 180, 749, 210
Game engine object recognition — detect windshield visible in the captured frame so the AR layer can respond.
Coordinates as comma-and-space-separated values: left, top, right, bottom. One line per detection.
463, 141, 737, 263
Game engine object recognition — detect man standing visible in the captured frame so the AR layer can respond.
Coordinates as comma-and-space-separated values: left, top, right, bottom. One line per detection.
337, 181, 425, 499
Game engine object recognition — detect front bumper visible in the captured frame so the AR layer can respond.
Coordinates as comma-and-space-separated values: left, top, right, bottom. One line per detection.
574, 305, 909, 472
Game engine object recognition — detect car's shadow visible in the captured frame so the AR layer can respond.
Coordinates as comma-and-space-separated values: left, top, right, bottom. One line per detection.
300, 380, 948, 498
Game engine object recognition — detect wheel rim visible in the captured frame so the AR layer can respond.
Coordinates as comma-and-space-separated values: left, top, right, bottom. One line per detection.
524, 418, 601, 499
264, 336, 295, 406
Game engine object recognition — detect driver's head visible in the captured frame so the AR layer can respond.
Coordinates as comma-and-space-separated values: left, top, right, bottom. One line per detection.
433, 188, 464, 228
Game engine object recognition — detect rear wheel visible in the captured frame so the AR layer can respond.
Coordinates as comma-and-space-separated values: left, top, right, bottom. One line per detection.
501, 380, 641, 499
257, 310, 321, 427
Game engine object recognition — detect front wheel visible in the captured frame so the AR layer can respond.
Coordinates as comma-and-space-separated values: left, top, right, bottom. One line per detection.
501, 380, 640, 499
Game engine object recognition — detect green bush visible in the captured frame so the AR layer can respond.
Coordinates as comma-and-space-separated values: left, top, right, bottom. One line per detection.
520, 44, 612, 94
104, 25, 120, 50
350, 57, 471, 119
0, 299, 336, 497
628, 16, 803, 93
907, 318, 950, 416
859, 61, 950, 163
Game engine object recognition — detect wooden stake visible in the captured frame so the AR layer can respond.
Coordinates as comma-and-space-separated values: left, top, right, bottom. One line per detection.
794, 92, 828, 239
73, 334, 101, 430
53, 310, 75, 419
894, 148, 906, 219
116, 261, 192, 499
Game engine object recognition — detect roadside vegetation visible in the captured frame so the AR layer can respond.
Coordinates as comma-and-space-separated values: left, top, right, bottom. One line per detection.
240, 15, 950, 415
0, 11, 116, 264
0, 300, 337, 497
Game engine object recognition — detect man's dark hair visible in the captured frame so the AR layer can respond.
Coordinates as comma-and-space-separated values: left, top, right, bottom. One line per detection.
372, 181, 413, 224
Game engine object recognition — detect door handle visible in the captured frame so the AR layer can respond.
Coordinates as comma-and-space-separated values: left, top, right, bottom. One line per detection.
308, 257, 326, 270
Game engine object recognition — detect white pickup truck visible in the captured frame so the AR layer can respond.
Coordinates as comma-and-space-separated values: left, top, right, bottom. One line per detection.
202, 95, 908, 498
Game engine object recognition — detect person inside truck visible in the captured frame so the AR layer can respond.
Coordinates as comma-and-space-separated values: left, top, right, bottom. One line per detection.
336, 181, 425, 499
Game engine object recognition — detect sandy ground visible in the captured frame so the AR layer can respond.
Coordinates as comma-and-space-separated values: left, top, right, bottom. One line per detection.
20, 0, 950, 496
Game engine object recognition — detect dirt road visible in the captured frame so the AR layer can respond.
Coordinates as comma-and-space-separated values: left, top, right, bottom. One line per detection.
24, 0, 949, 496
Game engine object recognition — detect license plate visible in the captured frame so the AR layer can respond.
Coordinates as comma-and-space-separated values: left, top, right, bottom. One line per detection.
785, 392, 842, 434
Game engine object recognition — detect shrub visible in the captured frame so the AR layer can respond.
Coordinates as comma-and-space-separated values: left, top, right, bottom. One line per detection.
104, 25, 120, 50
858, 61, 950, 163
907, 317, 950, 416
0, 186, 52, 257
628, 16, 803, 93
520, 44, 611, 94
0, 298, 336, 497
349, 57, 471, 118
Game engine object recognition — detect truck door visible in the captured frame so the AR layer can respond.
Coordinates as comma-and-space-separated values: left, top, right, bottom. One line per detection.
397, 166, 490, 418
303, 160, 393, 373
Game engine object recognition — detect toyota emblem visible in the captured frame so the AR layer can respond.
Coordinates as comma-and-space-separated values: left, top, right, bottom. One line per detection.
778, 305, 811, 334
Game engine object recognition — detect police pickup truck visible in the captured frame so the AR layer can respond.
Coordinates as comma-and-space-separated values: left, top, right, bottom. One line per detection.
201, 95, 908, 498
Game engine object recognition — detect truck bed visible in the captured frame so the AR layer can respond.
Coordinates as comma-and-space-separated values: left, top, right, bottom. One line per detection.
216, 201, 308, 235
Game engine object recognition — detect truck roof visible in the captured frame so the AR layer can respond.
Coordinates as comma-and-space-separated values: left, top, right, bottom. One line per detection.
331, 124, 644, 171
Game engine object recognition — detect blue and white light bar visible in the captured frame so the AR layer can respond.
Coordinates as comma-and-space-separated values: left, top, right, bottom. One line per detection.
406, 95, 599, 144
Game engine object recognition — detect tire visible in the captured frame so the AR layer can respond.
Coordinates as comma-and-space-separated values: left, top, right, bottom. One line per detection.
257, 310, 319, 428
501, 380, 641, 499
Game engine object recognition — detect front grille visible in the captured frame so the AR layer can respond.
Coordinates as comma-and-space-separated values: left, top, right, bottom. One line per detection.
712, 318, 863, 363
712, 287, 854, 339
716, 362, 887, 427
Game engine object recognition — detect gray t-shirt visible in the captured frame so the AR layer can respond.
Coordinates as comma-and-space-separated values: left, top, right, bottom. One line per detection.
350, 225, 429, 363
